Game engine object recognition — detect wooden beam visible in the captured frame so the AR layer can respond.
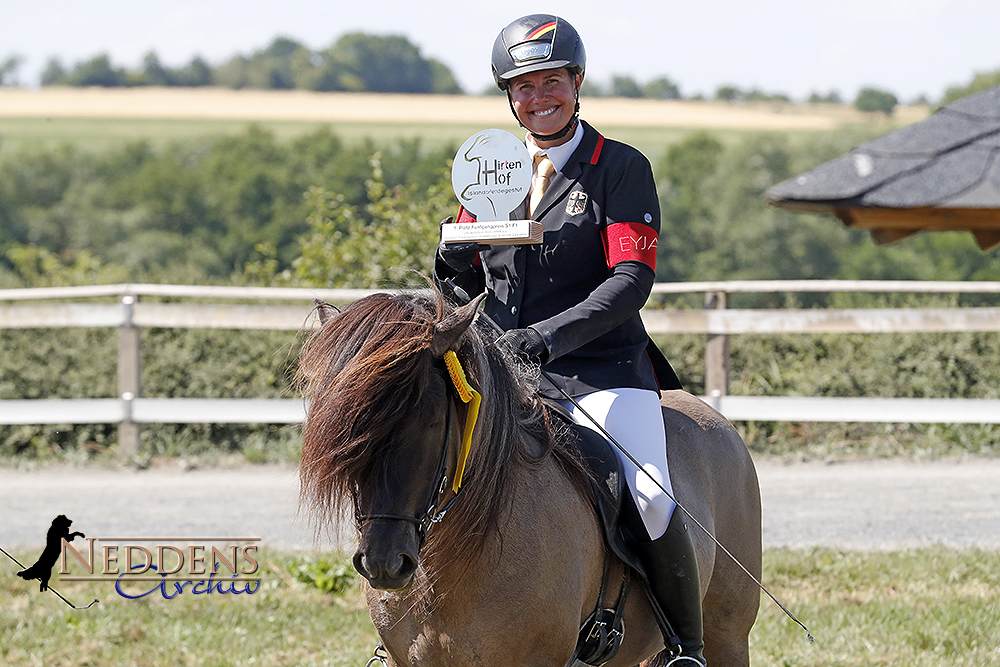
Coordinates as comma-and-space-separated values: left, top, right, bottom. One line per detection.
0, 303, 122, 328
118, 296, 141, 458
704, 291, 730, 396
844, 207, 1000, 232
972, 230, 1000, 250
639, 307, 1000, 335
6, 396, 1000, 426
708, 396, 1000, 424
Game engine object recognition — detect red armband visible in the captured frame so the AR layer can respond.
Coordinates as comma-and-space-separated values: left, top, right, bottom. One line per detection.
602, 222, 658, 270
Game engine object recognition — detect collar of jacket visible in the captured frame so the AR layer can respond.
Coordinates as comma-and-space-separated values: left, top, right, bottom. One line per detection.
562, 120, 605, 178
529, 120, 605, 219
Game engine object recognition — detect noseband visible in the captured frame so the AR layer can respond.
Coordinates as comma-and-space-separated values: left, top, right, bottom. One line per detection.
353, 350, 480, 548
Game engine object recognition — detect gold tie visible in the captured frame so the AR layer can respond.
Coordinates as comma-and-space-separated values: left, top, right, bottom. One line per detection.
529, 154, 556, 217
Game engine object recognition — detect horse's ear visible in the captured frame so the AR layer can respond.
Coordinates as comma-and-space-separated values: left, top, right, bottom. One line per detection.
314, 299, 339, 325
430, 292, 487, 358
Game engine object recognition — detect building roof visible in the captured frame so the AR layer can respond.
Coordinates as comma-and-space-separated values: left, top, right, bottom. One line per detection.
766, 85, 1000, 249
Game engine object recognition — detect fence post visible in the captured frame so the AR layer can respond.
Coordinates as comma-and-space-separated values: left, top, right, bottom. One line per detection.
705, 291, 730, 400
118, 295, 141, 458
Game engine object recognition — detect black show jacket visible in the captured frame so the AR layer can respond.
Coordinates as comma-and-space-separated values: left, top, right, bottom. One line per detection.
436, 120, 680, 398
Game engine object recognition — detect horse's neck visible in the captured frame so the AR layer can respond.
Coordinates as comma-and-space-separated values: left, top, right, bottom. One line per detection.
436, 442, 598, 597
372, 447, 603, 666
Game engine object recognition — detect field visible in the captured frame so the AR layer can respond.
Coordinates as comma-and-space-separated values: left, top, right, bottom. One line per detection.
3, 87, 994, 666
3, 547, 998, 667
0, 86, 929, 157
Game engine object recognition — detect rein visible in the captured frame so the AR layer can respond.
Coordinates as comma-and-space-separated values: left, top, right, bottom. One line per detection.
353, 350, 481, 547
443, 278, 815, 646
1, 545, 99, 610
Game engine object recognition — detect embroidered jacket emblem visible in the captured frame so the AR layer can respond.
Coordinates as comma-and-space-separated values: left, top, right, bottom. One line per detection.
566, 190, 588, 216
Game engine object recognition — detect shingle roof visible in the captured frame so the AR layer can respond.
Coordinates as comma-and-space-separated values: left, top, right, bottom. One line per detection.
766, 85, 1000, 249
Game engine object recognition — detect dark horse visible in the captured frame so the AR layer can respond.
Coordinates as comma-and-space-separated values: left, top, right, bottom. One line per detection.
298, 292, 761, 667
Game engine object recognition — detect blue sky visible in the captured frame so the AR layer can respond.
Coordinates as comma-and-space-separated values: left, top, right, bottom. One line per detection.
4, 0, 999, 101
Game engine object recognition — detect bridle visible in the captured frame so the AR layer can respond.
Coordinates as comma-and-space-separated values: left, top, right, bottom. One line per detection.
353, 356, 476, 549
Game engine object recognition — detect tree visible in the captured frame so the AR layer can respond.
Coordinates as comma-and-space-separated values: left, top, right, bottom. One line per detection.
40, 58, 66, 86
610, 75, 643, 98
291, 157, 453, 288
643, 76, 681, 100
940, 68, 1000, 106
301, 33, 457, 94
808, 90, 842, 104
714, 85, 742, 101
65, 54, 127, 87
141, 52, 174, 86
325, 33, 435, 94
213, 55, 252, 89
854, 87, 898, 115
428, 58, 462, 94
0, 55, 23, 86
579, 79, 604, 97
174, 56, 213, 87
216, 37, 308, 90
656, 132, 725, 282
257, 36, 306, 89
745, 89, 790, 103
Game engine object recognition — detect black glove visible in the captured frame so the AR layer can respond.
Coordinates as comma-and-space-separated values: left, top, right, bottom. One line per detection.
438, 216, 488, 273
497, 327, 548, 364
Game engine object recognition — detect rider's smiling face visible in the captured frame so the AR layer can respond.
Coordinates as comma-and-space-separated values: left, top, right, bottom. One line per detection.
509, 68, 582, 147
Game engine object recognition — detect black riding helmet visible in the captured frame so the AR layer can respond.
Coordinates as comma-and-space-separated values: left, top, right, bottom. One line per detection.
491, 14, 587, 142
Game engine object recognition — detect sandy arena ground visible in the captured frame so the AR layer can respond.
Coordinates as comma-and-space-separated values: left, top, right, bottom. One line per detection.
3, 458, 998, 551
0, 86, 929, 131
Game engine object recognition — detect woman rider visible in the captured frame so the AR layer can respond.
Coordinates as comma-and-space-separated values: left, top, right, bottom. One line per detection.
434, 14, 705, 667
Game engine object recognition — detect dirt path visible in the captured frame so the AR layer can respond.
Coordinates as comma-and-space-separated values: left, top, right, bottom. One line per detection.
757, 458, 1000, 550
3, 459, 998, 550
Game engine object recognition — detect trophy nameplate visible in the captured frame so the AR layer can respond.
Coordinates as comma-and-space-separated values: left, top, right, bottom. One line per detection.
440, 219, 542, 245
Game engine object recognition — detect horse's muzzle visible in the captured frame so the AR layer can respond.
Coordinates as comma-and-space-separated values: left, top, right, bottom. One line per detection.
353, 519, 421, 590
353, 548, 418, 590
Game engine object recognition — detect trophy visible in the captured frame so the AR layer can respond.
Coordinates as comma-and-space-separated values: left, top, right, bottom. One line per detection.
443, 129, 542, 245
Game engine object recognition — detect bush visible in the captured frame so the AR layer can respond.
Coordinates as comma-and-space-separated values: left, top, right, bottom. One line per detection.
0, 326, 303, 461
652, 324, 1000, 461
0, 126, 457, 282
292, 553, 358, 594
854, 86, 898, 114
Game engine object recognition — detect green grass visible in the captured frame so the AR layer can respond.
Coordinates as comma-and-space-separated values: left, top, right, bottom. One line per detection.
0, 550, 379, 667
753, 548, 1000, 666
3, 547, 998, 666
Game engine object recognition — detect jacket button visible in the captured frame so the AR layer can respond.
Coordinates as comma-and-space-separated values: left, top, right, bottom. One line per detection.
511, 306, 518, 315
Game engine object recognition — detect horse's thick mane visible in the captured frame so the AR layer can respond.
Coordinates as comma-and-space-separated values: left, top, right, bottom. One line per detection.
297, 290, 590, 580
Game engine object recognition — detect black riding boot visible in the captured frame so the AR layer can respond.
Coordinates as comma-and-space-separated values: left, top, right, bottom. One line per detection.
632, 507, 707, 666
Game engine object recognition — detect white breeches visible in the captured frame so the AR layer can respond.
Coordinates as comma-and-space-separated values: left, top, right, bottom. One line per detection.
558, 387, 675, 540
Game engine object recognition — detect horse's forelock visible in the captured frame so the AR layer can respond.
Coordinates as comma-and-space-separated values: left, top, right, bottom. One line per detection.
297, 290, 589, 586
298, 293, 441, 523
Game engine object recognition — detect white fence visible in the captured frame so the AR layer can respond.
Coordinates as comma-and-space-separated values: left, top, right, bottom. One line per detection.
3, 282, 1000, 456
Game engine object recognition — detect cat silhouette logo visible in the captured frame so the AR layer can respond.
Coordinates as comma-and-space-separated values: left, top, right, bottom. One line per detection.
1, 514, 99, 609
4, 515, 261, 604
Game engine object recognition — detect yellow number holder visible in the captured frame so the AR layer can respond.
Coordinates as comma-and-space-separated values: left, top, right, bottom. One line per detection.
443, 350, 481, 493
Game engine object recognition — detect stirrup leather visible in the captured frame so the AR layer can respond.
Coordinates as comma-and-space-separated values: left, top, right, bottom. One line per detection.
575, 551, 630, 666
